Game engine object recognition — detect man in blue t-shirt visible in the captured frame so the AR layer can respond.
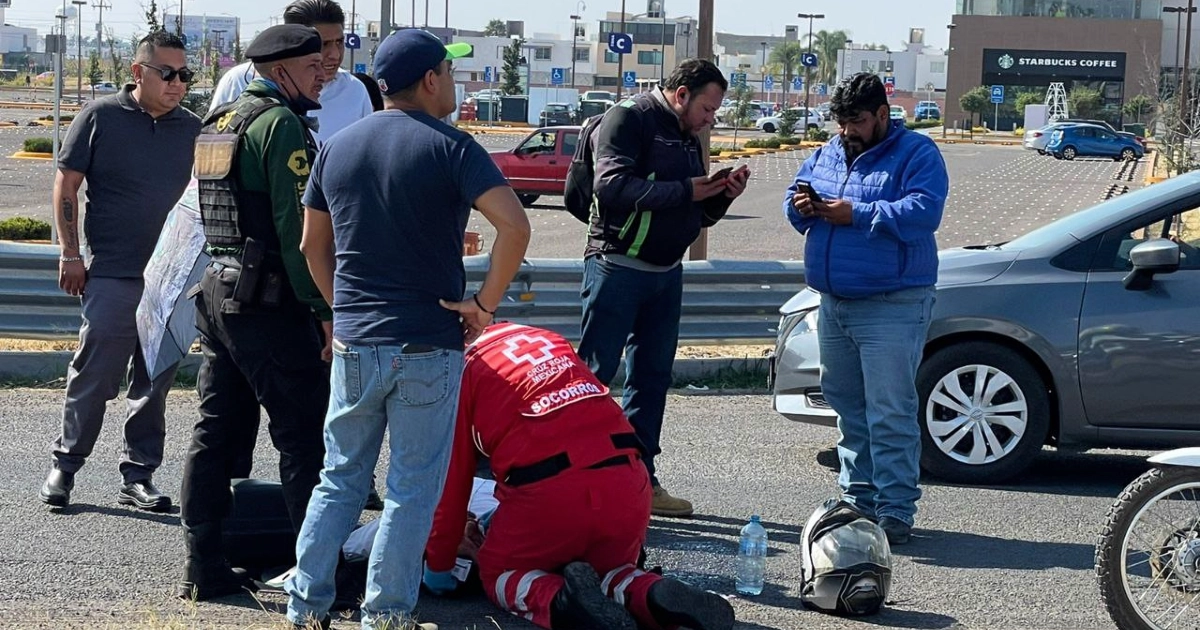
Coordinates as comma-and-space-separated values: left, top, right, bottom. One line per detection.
285, 29, 531, 630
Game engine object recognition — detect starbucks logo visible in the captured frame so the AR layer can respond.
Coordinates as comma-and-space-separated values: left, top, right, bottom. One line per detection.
998, 54, 1015, 70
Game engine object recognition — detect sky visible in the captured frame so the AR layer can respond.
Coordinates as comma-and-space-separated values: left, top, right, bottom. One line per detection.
4, 1, 959, 50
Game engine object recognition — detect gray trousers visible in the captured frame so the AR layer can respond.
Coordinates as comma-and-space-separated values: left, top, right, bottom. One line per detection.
51, 276, 179, 482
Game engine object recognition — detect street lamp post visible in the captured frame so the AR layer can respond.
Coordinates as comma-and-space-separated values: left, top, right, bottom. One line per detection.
797, 12, 824, 114
72, 0, 85, 103
760, 41, 766, 99
1165, 6, 1196, 94
616, 0, 627, 99
570, 13, 581, 88
659, 9, 667, 84
1184, 0, 1197, 121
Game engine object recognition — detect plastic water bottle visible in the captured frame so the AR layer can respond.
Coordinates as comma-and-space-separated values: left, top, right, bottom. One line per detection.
736, 515, 768, 596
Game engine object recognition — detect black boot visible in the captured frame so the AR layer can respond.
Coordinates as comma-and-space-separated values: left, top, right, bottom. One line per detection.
39, 469, 74, 508
549, 562, 637, 630
647, 578, 735, 630
176, 521, 254, 601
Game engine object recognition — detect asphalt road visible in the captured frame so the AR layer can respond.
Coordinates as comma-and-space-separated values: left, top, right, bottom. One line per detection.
0, 388, 1143, 629
0, 111, 1144, 262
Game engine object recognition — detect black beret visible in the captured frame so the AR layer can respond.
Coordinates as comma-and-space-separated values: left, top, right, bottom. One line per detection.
245, 24, 322, 63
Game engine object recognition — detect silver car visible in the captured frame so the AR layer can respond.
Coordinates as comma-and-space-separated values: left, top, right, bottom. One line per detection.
770, 172, 1200, 484
1023, 122, 1079, 154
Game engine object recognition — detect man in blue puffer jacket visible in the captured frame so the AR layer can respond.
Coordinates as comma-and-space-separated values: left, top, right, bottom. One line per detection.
783, 73, 948, 545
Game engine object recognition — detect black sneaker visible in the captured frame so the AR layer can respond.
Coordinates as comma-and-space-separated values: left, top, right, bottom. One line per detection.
878, 516, 912, 545
552, 562, 638, 630
647, 578, 735, 630
364, 487, 385, 511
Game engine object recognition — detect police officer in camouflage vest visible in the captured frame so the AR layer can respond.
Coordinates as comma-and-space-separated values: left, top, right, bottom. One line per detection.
176, 24, 332, 601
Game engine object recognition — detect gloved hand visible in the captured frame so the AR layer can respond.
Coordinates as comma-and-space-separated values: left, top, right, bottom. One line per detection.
423, 564, 458, 596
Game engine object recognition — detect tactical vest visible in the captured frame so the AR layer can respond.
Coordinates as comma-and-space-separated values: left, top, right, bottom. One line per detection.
194, 95, 293, 252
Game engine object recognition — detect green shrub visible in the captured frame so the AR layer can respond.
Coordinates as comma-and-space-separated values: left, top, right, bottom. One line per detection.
779, 137, 801, 145
709, 146, 724, 156
0, 217, 52, 240
744, 138, 782, 149
805, 128, 831, 142
22, 137, 55, 153
35, 114, 74, 122
904, 119, 942, 130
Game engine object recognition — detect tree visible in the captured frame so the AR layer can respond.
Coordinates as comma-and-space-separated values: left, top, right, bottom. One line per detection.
210, 52, 222, 89
1122, 93, 1153, 123
483, 19, 507, 37
107, 28, 125, 84
233, 37, 243, 63
143, 0, 162, 33
1068, 85, 1103, 119
959, 86, 989, 128
803, 29, 849, 86
1015, 89, 1044, 115
728, 83, 754, 146
87, 51, 103, 87
501, 37, 524, 95
769, 42, 801, 104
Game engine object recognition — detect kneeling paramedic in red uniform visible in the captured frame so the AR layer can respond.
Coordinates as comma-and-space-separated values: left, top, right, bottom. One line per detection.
422, 323, 734, 630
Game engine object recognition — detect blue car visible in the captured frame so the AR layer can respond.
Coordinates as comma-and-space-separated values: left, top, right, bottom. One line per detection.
1046, 123, 1143, 161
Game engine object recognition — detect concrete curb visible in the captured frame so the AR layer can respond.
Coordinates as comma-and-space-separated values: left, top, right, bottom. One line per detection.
9, 151, 53, 160
0, 352, 769, 386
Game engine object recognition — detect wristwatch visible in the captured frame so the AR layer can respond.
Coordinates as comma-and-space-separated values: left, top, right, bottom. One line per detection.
59, 255, 83, 263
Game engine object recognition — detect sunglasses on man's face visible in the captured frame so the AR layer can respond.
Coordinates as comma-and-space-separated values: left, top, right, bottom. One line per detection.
138, 62, 194, 84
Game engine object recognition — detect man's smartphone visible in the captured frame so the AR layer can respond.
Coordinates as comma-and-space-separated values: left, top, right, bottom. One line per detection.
796, 180, 823, 202
708, 166, 734, 182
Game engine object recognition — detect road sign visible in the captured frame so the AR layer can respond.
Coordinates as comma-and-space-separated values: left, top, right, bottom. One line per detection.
885, 83, 895, 97
607, 32, 633, 55
990, 85, 1005, 104
730, 72, 747, 88
792, 76, 803, 91
354, 63, 367, 74
483, 66, 494, 83
345, 33, 361, 50
800, 52, 818, 68
623, 70, 637, 88
816, 83, 827, 96
764, 75, 774, 91
884, 76, 896, 86
550, 67, 565, 86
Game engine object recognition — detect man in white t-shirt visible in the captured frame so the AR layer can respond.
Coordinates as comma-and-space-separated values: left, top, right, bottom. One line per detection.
209, 0, 372, 145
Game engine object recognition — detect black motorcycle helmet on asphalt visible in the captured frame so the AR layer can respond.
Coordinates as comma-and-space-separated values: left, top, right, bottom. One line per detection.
800, 498, 892, 616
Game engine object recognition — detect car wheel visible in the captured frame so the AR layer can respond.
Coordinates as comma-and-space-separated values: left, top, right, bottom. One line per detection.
1062, 146, 1077, 160
1120, 148, 1136, 161
762, 122, 776, 134
517, 194, 539, 207
917, 342, 1051, 484
1037, 149, 1046, 155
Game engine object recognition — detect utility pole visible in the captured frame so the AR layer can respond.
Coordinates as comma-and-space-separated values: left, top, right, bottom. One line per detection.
380, 0, 392, 43
1180, 0, 1197, 122
91, 0, 110, 62
72, 0, 85, 103
53, 2, 69, 245
690, 0, 713, 261
798, 12, 824, 115
570, 12, 581, 88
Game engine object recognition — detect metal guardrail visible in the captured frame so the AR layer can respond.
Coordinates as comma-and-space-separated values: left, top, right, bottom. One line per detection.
0, 242, 805, 343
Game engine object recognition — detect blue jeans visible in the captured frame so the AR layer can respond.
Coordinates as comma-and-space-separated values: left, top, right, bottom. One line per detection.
577, 255, 682, 486
286, 341, 463, 629
818, 286, 935, 526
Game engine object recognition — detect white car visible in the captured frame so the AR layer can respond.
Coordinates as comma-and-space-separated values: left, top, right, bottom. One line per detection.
889, 105, 907, 121
755, 107, 821, 134
89, 82, 119, 94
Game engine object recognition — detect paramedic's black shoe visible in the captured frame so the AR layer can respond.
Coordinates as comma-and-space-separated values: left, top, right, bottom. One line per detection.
550, 562, 637, 630
647, 577, 735, 630
118, 479, 172, 512
40, 469, 74, 507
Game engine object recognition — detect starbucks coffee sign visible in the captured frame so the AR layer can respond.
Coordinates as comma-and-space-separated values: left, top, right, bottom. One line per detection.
983, 48, 1125, 79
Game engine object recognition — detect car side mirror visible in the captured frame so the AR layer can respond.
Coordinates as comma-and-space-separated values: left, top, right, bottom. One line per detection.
1123, 238, 1180, 291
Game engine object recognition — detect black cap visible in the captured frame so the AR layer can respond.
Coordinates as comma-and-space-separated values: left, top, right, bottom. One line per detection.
245, 24, 322, 63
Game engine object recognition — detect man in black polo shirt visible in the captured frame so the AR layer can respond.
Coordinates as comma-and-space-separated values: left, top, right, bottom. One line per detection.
40, 31, 201, 512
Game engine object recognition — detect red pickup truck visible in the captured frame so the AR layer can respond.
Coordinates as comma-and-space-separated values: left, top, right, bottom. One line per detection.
489, 126, 581, 207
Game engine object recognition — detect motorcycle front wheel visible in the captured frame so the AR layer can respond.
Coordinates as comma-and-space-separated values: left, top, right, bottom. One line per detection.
1097, 466, 1200, 630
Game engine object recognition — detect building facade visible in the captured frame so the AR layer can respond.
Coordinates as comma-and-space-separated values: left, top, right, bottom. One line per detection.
946, 1, 1163, 130
593, 11, 697, 91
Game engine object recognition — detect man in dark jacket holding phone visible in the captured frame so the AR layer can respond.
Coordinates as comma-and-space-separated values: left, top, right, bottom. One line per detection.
579, 59, 749, 517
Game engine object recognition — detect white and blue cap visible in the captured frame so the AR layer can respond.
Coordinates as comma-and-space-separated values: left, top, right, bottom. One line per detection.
373, 29, 472, 95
